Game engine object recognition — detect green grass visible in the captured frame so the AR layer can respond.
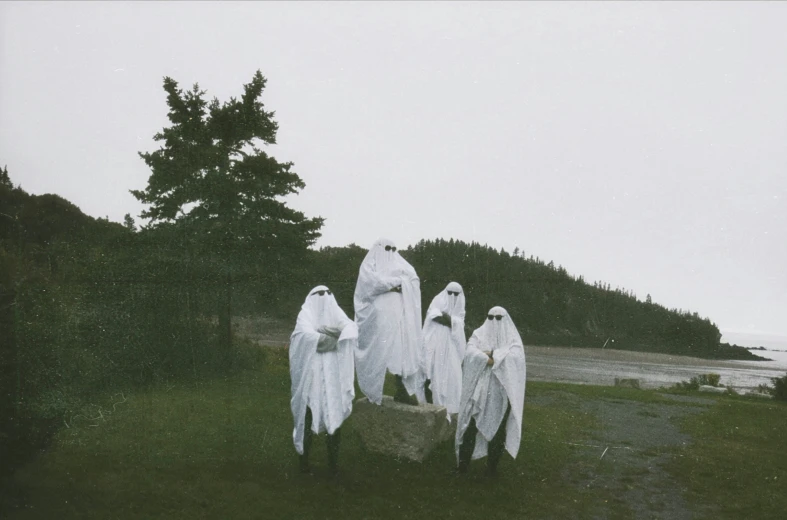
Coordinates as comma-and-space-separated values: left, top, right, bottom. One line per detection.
667, 395, 787, 520
4, 348, 786, 519
4, 349, 617, 520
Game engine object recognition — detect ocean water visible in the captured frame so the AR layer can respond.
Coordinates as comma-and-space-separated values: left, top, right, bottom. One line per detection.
721, 331, 787, 369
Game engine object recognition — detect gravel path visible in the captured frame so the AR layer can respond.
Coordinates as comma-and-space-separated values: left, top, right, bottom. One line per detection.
530, 391, 716, 519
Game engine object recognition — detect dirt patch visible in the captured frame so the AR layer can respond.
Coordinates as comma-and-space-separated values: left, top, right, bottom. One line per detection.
532, 391, 715, 519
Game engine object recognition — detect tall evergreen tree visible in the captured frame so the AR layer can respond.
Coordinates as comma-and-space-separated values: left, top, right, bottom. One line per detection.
132, 71, 324, 351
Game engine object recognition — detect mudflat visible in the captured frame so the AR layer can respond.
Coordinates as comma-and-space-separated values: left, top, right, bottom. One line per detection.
526, 345, 786, 392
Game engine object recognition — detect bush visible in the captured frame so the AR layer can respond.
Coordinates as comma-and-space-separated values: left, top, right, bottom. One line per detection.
770, 373, 787, 401
674, 373, 722, 391
698, 373, 721, 387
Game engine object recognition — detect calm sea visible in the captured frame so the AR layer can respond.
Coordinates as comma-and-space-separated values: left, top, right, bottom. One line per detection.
721, 331, 787, 368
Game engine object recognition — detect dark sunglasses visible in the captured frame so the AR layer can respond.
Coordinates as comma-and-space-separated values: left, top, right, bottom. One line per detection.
487, 315, 503, 321
311, 289, 332, 296
447, 291, 460, 296
384, 245, 397, 252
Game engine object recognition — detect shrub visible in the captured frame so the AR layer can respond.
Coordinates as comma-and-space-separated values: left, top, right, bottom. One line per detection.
770, 373, 787, 401
673, 373, 722, 391
697, 373, 721, 387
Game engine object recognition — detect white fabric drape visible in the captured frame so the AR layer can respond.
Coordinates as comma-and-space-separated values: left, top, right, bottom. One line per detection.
289, 285, 357, 454
421, 281, 466, 416
353, 238, 423, 405
455, 306, 526, 462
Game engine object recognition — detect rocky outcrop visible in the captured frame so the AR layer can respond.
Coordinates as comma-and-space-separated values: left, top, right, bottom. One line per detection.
352, 396, 454, 462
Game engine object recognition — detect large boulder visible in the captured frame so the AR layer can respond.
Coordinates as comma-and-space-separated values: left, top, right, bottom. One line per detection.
352, 396, 455, 462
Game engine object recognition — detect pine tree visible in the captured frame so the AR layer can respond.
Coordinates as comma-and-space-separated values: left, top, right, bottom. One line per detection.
123, 213, 136, 232
132, 71, 324, 352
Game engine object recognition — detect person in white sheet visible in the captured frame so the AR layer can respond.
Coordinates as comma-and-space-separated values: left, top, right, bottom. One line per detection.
421, 282, 466, 416
353, 238, 423, 405
289, 285, 357, 475
455, 306, 526, 477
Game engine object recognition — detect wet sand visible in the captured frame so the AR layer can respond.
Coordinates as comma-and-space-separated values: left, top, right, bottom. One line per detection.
525, 345, 787, 392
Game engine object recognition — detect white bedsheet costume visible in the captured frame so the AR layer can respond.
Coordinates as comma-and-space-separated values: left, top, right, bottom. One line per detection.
455, 306, 526, 463
353, 238, 423, 405
289, 285, 357, 454
421, 282, 467, 416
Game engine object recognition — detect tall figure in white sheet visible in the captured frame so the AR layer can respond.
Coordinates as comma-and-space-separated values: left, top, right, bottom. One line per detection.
455, 306, 526, 477
421, 281, 467, 415
353, 238, 423, 405
289, 285, 357, 475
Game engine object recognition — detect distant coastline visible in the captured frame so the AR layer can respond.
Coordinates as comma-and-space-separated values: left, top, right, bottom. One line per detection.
720, 331, 787, 353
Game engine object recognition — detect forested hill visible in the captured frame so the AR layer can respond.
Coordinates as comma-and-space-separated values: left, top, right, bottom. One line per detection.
299, 239, 762, 360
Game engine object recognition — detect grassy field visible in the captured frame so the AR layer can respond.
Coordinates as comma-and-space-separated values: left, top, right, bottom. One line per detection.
3, 347, 786, 519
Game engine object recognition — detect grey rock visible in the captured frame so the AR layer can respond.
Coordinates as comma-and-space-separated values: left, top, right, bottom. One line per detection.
352, 396, 455, 462
698, 385, 727, 394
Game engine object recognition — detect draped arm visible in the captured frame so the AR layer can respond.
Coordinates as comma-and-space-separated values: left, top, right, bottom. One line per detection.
357, 262, 402, 301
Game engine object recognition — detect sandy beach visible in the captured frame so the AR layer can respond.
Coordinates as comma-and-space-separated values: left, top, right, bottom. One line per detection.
525, 345, 787, 392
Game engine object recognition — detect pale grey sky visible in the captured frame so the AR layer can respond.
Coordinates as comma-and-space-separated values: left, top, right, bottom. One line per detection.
1, 1, 785, 338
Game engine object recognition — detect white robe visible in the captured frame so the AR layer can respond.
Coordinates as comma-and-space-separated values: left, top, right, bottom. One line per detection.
353, 238, 423, 405
455, 306, 526, 463
289, 285, 357, 454
421, 282, 467, 416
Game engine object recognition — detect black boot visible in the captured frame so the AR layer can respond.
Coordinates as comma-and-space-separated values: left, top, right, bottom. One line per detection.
486, 404, 511, 478
326, 427, 341, 477
394, 375, 418, 405
457, 418, 477, 474
300, 408, 313, 474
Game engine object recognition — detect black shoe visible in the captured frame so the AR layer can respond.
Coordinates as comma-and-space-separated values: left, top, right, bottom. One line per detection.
393, 375, 419, 406
394, 389, 416, 405
396, 390, 420, 406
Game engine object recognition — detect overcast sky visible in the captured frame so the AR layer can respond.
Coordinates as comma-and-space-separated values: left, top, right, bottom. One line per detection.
1, 1, 785, 339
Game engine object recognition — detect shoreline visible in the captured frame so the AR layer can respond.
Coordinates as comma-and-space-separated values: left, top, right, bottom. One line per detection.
525, 345, 787, 392
523, 345, 776, 368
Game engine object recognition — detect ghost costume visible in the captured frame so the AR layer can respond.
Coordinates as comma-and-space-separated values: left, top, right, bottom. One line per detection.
455, 306, 526, 475
421, 282, 467, 416
353, 238, 423, 405
289, 285, 357, 474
